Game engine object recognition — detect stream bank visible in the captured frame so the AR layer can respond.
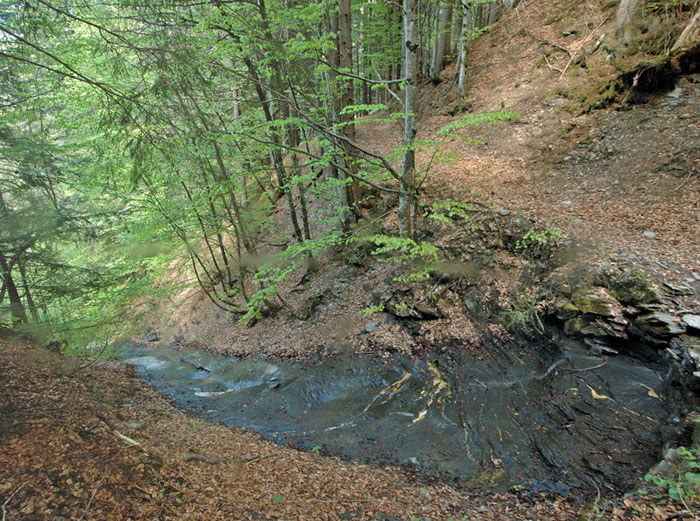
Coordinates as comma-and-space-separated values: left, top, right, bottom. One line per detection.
120, 329, 686, 497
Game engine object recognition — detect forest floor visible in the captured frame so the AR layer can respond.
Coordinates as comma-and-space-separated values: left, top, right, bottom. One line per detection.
1, 337, 692, 521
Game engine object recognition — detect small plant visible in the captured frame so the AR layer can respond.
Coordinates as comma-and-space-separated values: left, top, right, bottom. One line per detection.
515, 227, 565, 259
645, 443, 700, 503
351, 234, 439, 284
427, 201, 474, 224
501, 294, 540, 332
361, 303, 385, 318
437, 110, 521, 137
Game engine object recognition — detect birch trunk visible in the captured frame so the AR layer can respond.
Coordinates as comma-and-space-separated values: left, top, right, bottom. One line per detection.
400, 0, 418, 238
615, 0, 643, 44
457, 1, 471, 98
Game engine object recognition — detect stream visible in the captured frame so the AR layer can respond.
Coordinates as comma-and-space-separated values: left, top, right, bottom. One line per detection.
117, 339, 678, 494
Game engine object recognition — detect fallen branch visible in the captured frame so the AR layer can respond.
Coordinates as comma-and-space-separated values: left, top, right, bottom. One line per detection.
181, 450, 272, 465
2, 482, 28, 521
76, 478, 104, 521
96, 413, 154, 457
566, 358, 608, 373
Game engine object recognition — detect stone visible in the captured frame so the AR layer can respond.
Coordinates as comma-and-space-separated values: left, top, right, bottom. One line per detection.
667, 87, 683, 98
682, 314, 700, 330
364, 322, 376, 333
643, 231, 657, 239
498, 209, 510, 216
554, 298, 580, 320
635, 312, 687, 338
146, 333, 159, 342
663, 282, 693, 296
564, 316, 626, 338
571, 287, 627, 322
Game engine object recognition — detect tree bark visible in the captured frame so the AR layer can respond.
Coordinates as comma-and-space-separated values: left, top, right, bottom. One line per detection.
0, 251, 27, 325
672, 7, 700, 53
18, 259, 39, 322
615, 0, 643, 44
400, 0, 418, 238
457, 1, 471, 98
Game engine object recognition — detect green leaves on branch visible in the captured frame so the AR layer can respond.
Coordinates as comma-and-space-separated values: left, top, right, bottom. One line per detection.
437, 110, 521, 137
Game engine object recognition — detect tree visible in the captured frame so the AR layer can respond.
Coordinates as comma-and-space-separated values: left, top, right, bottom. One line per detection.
400, 0, 419, 237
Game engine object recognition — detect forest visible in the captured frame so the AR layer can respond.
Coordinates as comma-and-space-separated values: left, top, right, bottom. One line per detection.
1, 0, 700, 519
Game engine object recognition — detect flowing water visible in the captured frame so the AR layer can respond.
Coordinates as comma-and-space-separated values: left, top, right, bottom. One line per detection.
117, 339, 677, 494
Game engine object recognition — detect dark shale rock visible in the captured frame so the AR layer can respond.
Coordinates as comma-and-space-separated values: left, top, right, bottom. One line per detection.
635, 312, 687, 338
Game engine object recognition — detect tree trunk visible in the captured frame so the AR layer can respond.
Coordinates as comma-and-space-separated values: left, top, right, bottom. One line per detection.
672, 7, 700, 53
430, 0, 441, 78
0, 251, 27, 325
457, 1, 471, 98
18, 259, 39, 322
615, 0, 643, 44
400, 0, 418, 238
438, 0, 453, 67
338, 0, 354, 142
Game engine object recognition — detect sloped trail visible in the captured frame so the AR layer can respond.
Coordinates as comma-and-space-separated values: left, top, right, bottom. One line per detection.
356, 0, 700, 282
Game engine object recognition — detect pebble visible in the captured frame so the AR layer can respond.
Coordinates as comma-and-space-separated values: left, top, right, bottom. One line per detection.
499, 209, 510, 216
643, 231, 657, 239
365, 322, 376, 333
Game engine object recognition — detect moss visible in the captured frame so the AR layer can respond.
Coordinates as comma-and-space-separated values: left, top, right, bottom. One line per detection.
609, 270, 659, 305
566, 79, 621, 114
571, 288, 613, 316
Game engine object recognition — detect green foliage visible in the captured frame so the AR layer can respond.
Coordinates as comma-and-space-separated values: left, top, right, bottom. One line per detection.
428, 201, 474, 224
645, 443, 700, 503
437, 110, 521, 137
515, 227, 565, 259
352, 235, 439, 283
361, 303, 385, 318
501, 294, 538, 331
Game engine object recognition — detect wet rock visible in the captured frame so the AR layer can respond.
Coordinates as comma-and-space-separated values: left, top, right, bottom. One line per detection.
682, 314, 700, 330
554, 298, 579, 320
571, 287, 626, 321
584, 337, 619, 355
609, 271, 661, 305
635, 312, 687, 338
564, 316, 627, 339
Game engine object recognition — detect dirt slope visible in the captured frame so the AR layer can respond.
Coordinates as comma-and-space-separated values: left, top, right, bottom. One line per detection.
358, 0, 700, 273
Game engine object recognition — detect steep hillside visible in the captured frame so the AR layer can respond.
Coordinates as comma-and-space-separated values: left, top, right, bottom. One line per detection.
147, 0, 699, 360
